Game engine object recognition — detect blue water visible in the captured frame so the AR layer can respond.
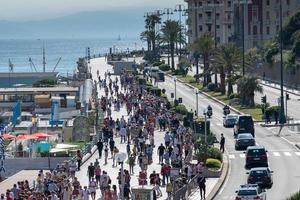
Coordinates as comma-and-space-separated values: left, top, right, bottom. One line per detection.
0, 38, 143, 76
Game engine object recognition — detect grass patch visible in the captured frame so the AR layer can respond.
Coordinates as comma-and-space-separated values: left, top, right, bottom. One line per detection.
233, 105, 263, 121
176, 75, 195, 83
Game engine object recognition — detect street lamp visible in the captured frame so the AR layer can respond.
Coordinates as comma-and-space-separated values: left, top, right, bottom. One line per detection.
174, 4, 186, 59
235, 0, 252, 76
279, 0, 286, 124
163, 8, 174, 66
203, 109, 208, 144
173, 76, 177, 100
194, 88, 199, 117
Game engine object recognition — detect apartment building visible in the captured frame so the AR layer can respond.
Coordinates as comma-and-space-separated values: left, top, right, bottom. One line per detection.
186, 0, 300, 49
186, 0, 235, 46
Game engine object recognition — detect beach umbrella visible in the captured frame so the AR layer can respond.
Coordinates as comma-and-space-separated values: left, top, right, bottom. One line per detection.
1, 134, 16, 140
16, 134, 38, 140
32, 132, 51, 138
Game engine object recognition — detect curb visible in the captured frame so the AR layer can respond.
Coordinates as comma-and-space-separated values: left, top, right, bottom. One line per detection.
260, 123, 300, 128
206, 153, 229, 200
259, 81, 300, 97
81, 146, 97, 165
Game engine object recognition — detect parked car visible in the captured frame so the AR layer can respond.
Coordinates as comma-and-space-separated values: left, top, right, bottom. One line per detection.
223, 114, 238, 127
247, 167, 273, 188
235, 133, 256, 150
235, 184, 266, 200
234, 115, 255, 138
245, 146, 268, 169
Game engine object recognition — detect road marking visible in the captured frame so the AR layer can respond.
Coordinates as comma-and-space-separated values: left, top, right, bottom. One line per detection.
284, 152, 292, 156
239, 154, 245, 158
273, 152, 281, 157
295, 152, 300, 156
229, 154, 235, 159
216, 123, 223, 126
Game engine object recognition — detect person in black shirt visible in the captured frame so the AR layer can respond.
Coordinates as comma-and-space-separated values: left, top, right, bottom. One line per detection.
109, 139, 115, 157
157, 144, 165, 164
220, 133, 225, 153
197, 174, 206, 199
97, 139, 103, 158
87, 163, 95, 182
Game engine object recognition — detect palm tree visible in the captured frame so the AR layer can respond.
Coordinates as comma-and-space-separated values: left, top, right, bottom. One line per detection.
161, 20, 181, 70
145, 14, 161, 59
190, 33, 214, 86
140, 30, 152, 52
237, 76, 263, 107
215, 43, 242, 97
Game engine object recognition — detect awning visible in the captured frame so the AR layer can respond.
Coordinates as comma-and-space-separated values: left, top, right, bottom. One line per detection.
55, 143, 79, 149
32, 132, 52, 138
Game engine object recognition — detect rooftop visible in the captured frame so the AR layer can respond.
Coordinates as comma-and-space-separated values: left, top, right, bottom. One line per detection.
0, 86, 78, 94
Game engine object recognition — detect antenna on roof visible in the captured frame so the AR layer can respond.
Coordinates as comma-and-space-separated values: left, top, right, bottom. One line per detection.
8, 59, 14, 72
43, 43, 46, 72
29, 57, 38, 72
52, 57, 62, 72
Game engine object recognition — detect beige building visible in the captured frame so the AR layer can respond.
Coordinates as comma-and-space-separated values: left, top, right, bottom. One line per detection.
185, 0, 300, 49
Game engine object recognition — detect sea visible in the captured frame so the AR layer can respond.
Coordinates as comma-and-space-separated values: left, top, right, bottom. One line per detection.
0, 38, 143, 76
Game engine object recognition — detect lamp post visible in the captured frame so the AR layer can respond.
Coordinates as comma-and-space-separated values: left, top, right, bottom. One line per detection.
237, 0, 252, 76
195, 88, 199, 117
175, 4, 186, 60
163, 8, 173, 66
173, 76, 177, 101
203, 109, 208, 144
279, 0, 286, 124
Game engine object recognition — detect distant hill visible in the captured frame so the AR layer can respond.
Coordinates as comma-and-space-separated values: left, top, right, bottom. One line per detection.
0, 9, 147, 39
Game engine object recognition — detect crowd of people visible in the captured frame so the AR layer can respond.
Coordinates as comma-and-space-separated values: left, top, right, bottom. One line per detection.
1, 68, 207, 200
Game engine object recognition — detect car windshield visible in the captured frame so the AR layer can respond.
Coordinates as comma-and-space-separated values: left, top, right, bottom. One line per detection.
250, 170, 268, 176
238, 189, 257, 195
238, 134, 253, 139
248, 149, 266, 155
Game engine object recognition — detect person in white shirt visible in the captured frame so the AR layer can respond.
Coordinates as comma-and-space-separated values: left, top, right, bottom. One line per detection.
81, 186, 90, 200
50, 191, 59, 200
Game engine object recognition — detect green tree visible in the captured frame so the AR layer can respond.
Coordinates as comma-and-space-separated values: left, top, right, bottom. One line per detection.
281, 11, 300, 46
237, 76, 263, 107
144, 14, 161, 59
190, 33, 214, 86
215, 43, 242, 97
161, 20, 182, 70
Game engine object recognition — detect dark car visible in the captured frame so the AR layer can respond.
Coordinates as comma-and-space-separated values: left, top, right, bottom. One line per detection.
234, 115, 255, 138
235, 133, 255, 150
247, 167, 273, 188
245, 146, 268, 169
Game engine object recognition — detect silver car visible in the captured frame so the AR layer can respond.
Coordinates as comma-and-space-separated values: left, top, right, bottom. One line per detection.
235, 184, 266, 200
223, 114, 238, 127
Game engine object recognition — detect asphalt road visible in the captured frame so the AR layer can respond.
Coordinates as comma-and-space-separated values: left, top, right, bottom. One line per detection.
255, 83, 300, 121
157, 76, 300, 200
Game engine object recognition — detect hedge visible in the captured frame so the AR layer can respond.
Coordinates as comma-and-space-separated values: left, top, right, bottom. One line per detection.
206, 158, 222, 169
286, 191, 300, 200
159, 64, 170, 71
174, 104, 188, 115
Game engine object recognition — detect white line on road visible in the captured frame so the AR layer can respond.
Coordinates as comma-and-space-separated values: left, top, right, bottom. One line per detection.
273, 152, 281, 157
229, 154, 235, 159
284, 152, 292, 156
295, 152, 300, 156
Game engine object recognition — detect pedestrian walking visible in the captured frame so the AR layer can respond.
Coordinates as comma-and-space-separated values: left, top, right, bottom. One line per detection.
109, 139, 115, 157
197, 174, 206, 199
87, 163, 95, 182
76, 150, 83, 171
220, 133, 225, 153
88, 178, 97, 200
97, 139, 103, 158
158, 143, 165, 164
104, 145, 109, 165
129, 154, 135, 174
95, 165, 101, 186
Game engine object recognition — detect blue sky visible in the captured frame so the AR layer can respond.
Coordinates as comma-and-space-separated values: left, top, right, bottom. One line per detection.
0, 0, 184, 21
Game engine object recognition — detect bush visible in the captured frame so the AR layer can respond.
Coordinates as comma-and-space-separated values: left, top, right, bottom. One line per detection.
153, 61, 163, 66
206, 158, 222, 169
207, 147, 223, 162
33, 78, 57, 87
159, 64, 170, 71
207, 83, 216, 91
229, 93, 240, 99
195, 143, 223, 163
174, 104, 188, 115
287, 191, 300, 200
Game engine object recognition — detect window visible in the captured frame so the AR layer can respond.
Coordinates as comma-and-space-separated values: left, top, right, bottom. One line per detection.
276, 25, 279, 31
199, 2, 202, 6
199, 25, 203, 31
253, 25, 257, 35
267, 27, 270, 35
228, 1, 231, 7
287, 0, 290, 5
266, 11, 270, 20
199, 13, 203, 19
216, 13, 220, 20
216, 25, 220, 29
266, 0, 270, 5
276, 10, 279, 19
207, 25, 212, 32
228, 25, 231, 29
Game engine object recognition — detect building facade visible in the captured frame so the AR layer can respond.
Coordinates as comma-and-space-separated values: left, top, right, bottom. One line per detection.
186, 0, 300, 49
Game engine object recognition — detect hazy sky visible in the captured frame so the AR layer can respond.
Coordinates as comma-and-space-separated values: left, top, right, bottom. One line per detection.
0, 0, 184, 21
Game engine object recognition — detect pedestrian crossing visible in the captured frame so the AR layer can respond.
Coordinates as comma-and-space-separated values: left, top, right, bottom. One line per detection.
228, 151, 300, 159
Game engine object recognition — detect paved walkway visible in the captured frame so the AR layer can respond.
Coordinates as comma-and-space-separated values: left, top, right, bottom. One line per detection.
74, 57, 219, 199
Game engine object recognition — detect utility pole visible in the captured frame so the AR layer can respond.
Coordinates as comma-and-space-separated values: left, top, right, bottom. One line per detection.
43, 44, 46, 72
242, 1, 245, 76
279, 0, 286, 124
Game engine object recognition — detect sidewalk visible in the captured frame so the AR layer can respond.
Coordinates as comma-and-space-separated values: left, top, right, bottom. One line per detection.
82, 57, 219, 199
188, 178, 219, 200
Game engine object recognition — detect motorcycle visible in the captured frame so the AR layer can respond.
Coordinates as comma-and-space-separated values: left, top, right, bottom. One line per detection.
207, 106, 213, 118
223, 105, 230, 115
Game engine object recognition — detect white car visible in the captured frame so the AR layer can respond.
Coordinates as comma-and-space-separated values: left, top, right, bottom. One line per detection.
223, 114, 238, 127
235, 184, 266, 200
